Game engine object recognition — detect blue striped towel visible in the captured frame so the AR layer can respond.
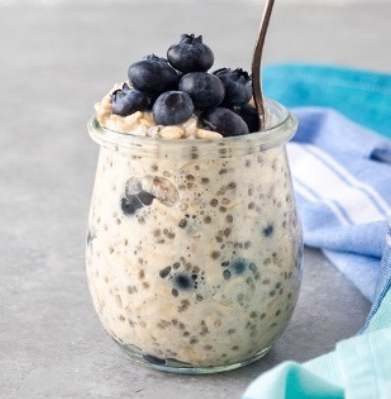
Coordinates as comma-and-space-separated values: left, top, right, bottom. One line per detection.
288, 107, 391, 301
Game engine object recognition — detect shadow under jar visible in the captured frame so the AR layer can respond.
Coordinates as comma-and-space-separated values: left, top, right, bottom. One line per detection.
86, 99, 303, 374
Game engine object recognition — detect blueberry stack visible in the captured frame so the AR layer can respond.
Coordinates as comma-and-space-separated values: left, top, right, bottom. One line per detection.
111, 34, 261, 137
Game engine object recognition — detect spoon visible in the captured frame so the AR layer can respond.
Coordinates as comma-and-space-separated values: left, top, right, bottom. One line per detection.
251, 0, 275, 130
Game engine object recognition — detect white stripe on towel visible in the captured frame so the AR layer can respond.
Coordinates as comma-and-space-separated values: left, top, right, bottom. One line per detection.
306, 145, 390, 216
287, 142, 387, 225
293, 178, 351, 226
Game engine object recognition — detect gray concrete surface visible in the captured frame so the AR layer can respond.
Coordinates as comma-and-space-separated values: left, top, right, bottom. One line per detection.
2, 1, 390, 398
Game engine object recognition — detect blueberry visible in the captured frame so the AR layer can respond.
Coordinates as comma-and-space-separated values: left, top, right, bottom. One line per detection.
214, 68, 252, 107
153, 91, 194, 126
143, 355, 166, 365
86, 229, 96, 245
128, 54, 179, 95
179, 72, 225, 110
111, 86, 152, 116
137, 190, 155, 206
222, 258, 250, 280
202, 107, 249, 137
167, 34, 214, 73
236, 104, 260, 133
173, 272, 193, 290
232, 259, 247, 275
121, 195, 143, 216
120, 190, 155, 216
263, 224, 274, 237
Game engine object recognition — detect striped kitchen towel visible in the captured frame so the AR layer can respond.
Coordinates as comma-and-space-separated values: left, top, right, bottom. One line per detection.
288, 107, 391, 301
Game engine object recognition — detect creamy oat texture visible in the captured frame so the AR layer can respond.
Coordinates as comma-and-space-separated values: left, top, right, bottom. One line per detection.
94, 83, 223, 140
86, 136, 302, 368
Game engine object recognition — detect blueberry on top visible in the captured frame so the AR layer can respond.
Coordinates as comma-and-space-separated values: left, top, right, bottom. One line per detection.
179, 72, 225, 110
236, 104, 260, 133
202, 107, 249, 137
167, 34, 214, 73
153, 91, 194, 126
214, 68, 252, 107
128, 54, 179, 95
111, 84, 152, 116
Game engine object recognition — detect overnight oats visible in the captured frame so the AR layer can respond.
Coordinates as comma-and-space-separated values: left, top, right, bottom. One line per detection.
86, 34, 303, 373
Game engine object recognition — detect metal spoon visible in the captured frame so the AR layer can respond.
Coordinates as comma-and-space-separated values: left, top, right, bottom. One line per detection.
251, 0, 275, 130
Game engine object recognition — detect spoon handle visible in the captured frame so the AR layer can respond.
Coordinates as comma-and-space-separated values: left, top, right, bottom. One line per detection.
251, 0, 275, 130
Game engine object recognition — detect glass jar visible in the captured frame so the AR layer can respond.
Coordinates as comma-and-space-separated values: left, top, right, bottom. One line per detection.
86, 99, 303, 373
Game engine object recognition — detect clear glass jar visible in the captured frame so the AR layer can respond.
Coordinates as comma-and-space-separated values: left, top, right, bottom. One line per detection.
86, 99, 303, 374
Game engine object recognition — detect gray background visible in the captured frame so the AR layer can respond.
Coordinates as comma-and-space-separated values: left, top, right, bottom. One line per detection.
1, 1, 389, 398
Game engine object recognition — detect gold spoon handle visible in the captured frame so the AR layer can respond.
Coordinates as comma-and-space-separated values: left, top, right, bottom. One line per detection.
251, 0, 275, 130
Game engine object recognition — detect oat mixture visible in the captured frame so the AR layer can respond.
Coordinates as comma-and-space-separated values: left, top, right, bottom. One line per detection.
87, 34, 302, 369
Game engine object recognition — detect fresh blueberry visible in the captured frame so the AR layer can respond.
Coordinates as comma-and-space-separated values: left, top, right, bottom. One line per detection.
120, 190, 155, 216
167, 34, 214, 73
232, 259, 247, 275
202, 107, 249, 137
173, 272, 193, 290
121, 82, 131, 92
263, 224, 274, 237
128, 54, 179, 95
111, 86, 152, 116
86, 229, 96, 245
153, 91, 194, 126
236, 104, 260, 133
214, 68, 252, 107
222, 258, 250, 280
179, 72, 225, 110
143, 355, 166, 365
137, 190, 155, 206
121, 195, 143, 216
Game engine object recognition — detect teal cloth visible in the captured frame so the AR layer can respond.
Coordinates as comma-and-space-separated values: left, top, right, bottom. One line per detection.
263, 64, 391, 140
242, 65, 391, 399
242, 291, 391, 399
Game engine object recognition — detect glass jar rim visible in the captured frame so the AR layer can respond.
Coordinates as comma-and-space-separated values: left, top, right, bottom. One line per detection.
88, 98, 298, 159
